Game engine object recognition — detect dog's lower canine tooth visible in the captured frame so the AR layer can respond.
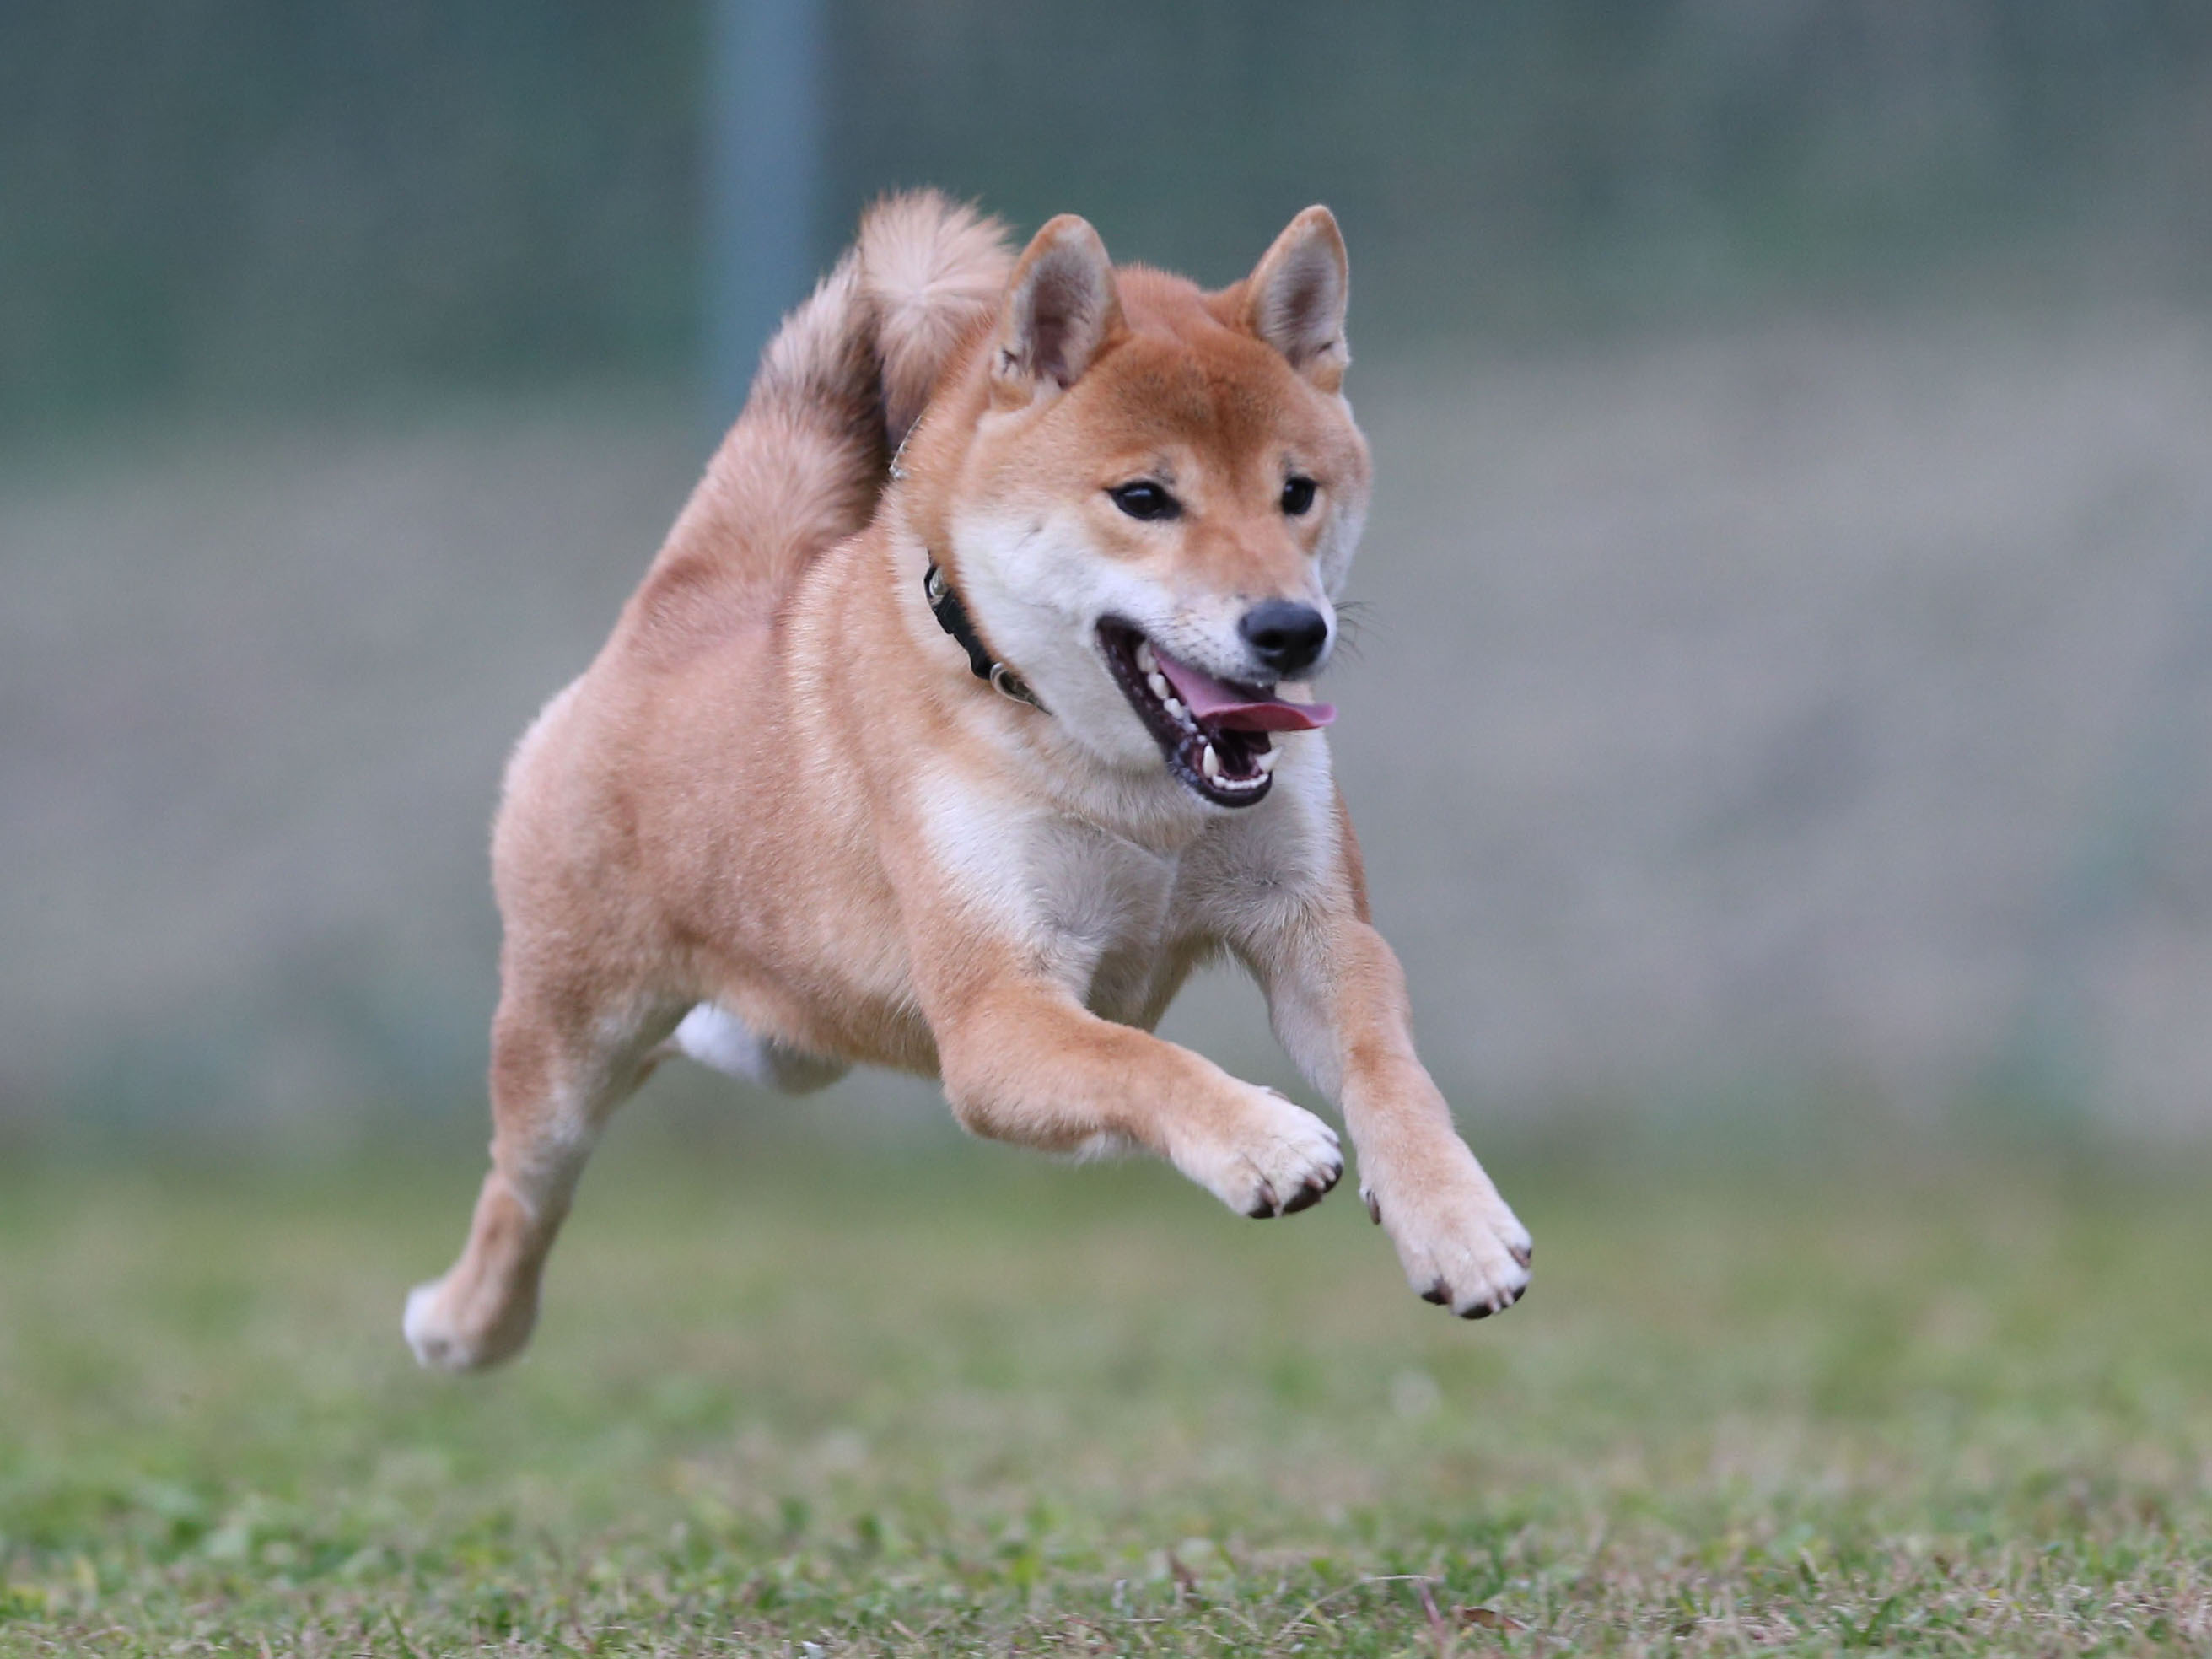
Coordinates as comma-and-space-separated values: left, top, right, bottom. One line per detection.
1202, 743, 1221, 780
1255, 749, 1278, 773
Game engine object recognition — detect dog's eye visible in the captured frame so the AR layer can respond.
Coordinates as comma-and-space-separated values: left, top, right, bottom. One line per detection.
1108, 482, 1181, 521
1280, 476, 1318, 516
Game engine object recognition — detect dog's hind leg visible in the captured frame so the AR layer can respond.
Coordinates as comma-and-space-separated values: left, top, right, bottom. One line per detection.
661, 1003, 849, 1095
403, 979, 678, 1372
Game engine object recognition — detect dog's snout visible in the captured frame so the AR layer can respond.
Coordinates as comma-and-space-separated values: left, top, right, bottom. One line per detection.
1239, 601, 1330, 678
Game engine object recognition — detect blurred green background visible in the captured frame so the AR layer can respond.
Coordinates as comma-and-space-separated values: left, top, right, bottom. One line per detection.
4, 0, 2212, 1142
7, 1, 2209, 429
7, 10, 2212, 1652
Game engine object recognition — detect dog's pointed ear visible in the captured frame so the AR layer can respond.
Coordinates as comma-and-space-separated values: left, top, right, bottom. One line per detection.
993, 215, 1123, 403
1243, 207, 1350, 391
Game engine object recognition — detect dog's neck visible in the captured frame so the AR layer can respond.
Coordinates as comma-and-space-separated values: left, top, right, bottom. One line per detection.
921, 559, 1047, 714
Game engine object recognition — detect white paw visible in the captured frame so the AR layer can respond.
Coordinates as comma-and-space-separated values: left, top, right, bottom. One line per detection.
1361, 1143, 1532, 1319
667, 1004, 849, 1095
402, 1274, 533, 1373
1176, 1086, 1344, 1219
402, 1278, 474, 1371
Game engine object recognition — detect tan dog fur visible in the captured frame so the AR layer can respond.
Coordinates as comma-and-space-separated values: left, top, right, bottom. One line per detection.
405, 192, 1531, 1372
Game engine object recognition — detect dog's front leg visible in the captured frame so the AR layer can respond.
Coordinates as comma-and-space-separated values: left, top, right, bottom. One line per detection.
929, 974, 1344, 1220
1241, 837, 1533, 1317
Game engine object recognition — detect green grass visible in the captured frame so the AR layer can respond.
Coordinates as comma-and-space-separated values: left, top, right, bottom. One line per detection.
1, 1123, 2209, 1655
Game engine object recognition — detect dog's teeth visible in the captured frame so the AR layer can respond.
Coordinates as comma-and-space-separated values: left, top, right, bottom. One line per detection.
1255, 748, 1278, 773
1163, 697, 1187, 724
1135, 640, 1156, 673
1146, 671, 1171, 699
1202, 743, 1221, 780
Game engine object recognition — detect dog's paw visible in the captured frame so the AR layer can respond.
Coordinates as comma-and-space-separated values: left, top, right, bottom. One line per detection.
665, 1003, 850, 1095
402, 1274, 536, 1374
1362, 1143, 1532, 1319
1175, 1085, 1343, 1219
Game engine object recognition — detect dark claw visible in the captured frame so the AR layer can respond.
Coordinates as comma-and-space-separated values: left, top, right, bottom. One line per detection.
1363, 1189, 1381, 1225
1420, 1280, 1450, 1306
1510, 1242, 1533, 1270
1287, 1161, 1343, 1213
1246, 1182, 1279, 1219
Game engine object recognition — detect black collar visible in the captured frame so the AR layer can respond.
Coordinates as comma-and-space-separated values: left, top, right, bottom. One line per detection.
923, 562, 1047, 712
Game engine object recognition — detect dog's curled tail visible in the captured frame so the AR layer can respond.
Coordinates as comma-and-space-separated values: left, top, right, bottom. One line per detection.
749, 188, 1009, 451
649, 192, 1009, 630
858, 190, 1012, 447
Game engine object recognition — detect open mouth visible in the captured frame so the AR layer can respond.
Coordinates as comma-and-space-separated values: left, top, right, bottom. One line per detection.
1098, 621, 1335, 807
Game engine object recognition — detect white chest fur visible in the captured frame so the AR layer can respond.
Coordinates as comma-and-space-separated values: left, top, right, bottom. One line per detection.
915, 744, 1339, 1026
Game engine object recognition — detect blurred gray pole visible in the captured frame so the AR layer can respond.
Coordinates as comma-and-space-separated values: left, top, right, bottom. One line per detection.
706, 0, 825, 426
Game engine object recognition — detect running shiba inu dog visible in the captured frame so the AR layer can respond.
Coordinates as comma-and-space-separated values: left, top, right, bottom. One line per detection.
404, 192, 1531, 1371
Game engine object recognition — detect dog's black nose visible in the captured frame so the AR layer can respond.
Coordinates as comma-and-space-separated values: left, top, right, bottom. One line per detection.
1239, 601, 1330, 677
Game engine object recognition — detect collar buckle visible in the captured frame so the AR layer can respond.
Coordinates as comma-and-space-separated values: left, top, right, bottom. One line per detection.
923, 561, 1047, 714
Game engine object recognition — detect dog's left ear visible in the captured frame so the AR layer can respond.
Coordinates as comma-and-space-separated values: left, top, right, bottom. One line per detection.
1243, 207, 1350, 391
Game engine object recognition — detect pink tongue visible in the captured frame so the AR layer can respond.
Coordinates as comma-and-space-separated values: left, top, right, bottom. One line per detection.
1155, 649, 1336, 733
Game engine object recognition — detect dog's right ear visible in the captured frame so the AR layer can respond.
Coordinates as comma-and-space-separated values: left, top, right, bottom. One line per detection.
992, 215, 1123, 406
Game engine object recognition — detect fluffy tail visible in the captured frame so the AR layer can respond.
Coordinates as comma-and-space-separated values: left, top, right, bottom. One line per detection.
859, 191, 1013, 445
646, 191, 1009, 626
